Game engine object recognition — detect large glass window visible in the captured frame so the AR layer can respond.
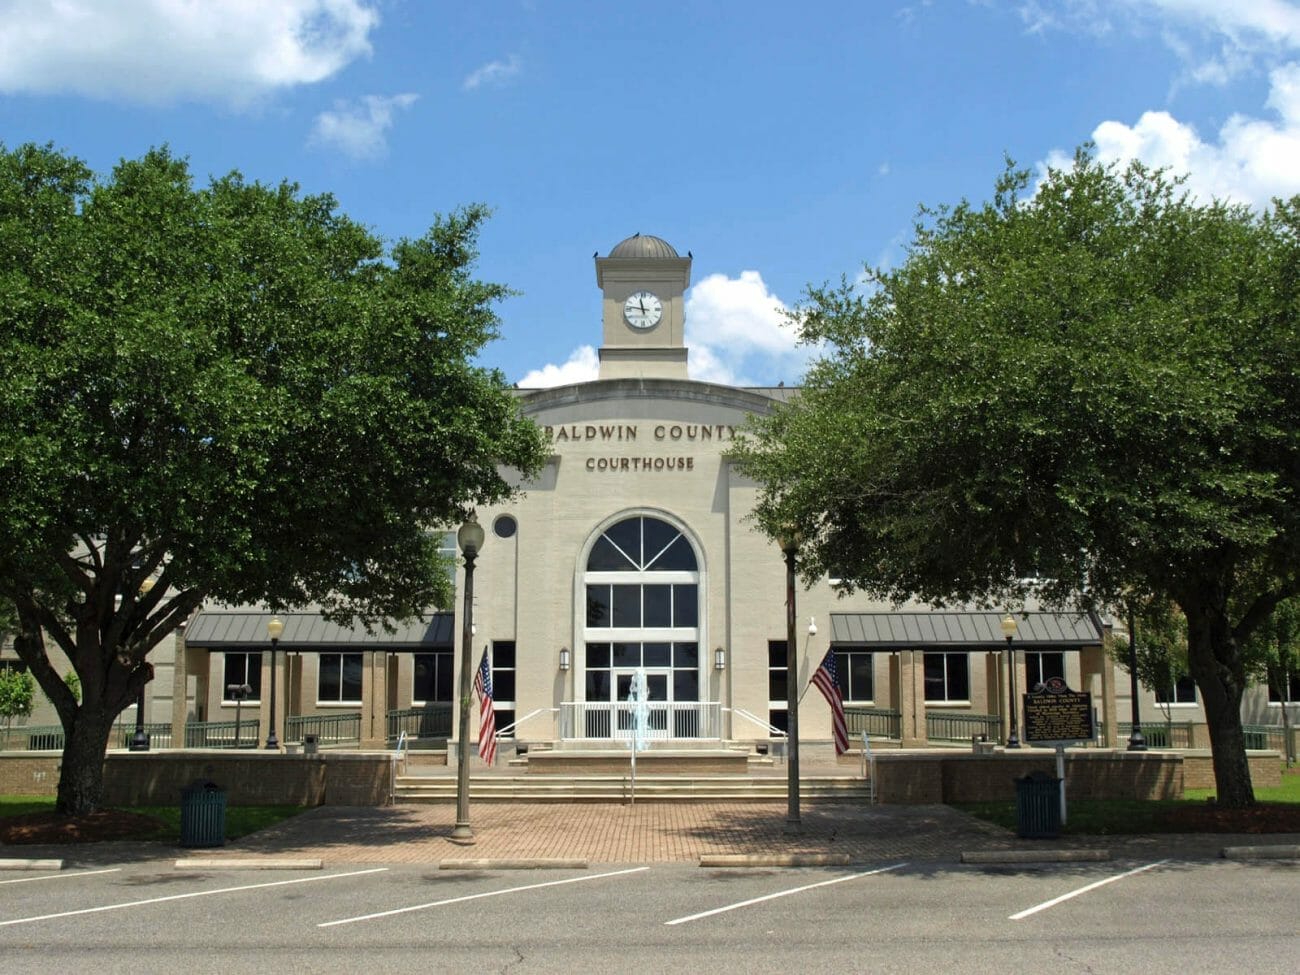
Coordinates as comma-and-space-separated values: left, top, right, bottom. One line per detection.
222, 652, 263, 703
1268, 673, 1300, 704
924, 652, 970, 703
492, 641, 516, 736
833, 648, 873, 703
582, 516, 701, 719
1025, 651, 1066, 690
768, 640, 788, 733
413, 651, 453, 704
1155, 674, 1197, 705
319, 652, 363, 704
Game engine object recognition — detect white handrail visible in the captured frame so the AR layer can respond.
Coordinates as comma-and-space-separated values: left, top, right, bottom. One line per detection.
730, 707, 789, 740
494, 707, 557, 740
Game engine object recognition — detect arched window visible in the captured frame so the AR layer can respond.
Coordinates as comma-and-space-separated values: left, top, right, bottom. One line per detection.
582, 515, 700, 712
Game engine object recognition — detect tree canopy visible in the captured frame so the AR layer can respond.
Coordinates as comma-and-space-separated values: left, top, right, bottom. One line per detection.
732, 148, 1300, 805
0, 143, 547, 813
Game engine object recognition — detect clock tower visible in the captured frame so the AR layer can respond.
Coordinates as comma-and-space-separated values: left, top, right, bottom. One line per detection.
594, 233, 692, 380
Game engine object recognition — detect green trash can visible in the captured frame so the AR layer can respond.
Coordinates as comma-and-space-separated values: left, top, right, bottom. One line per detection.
1015, 770, 1061, 839
180, 780, 227, 848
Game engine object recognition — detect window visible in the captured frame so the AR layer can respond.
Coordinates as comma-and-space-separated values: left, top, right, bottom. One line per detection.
222, 652, 262, 703
768, 640, 789, 733
1268, 673, 1300, 704
1155, 674, 1197, 705
492, 641, 516, 736
1025, 651, 1065, 690
0, 658, 29, 674
319, 652, 363, 704
833, 649, 873, 703
582, 516, 701, 723
924, 652, 970, 703
413, 651, 453, 704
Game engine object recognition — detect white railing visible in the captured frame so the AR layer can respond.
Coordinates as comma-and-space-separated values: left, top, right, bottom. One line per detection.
559, 701, 722, 741
495, 707, 557, 740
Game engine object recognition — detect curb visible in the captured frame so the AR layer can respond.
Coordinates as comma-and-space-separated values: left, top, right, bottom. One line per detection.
961, 849, 1111, 864
0, 858, 63, 871
1220, 845, 1300, 860
440, 858, 589, 870
175, 858, 324, 870
699, 854, 853, 868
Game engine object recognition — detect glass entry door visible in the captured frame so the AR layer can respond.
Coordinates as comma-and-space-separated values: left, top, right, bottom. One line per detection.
615, 669, 669, 736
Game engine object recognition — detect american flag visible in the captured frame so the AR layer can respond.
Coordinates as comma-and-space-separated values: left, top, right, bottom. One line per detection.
810, 649, 849, 756
473, 645, 497, 765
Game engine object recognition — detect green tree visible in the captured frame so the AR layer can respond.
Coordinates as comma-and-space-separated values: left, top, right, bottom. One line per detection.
732, 148, 1300, 807
0, 144, 547, 815
1105, 595, 1189, 740
1243, 596, 1300, 764
0, 667, 36, 746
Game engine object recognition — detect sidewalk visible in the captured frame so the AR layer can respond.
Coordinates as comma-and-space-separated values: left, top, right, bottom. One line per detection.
181, 800, 1300, 866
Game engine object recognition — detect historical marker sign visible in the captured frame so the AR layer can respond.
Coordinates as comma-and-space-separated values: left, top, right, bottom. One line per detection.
1023, 676, 1094, 744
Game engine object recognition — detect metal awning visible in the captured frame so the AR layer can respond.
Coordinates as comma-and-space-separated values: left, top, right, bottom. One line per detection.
830, 611, 1102, 648
184, 611, 454, 651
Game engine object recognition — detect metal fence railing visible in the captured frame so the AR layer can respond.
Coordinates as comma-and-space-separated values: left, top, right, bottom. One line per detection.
844, 706, 901, 741
927, 710, 1001, 743
117, 722, 175, 749
1118, 721, 1195, 749
386, 705, 453, 742
286, 712, 361, 746
558, 701, 722, 740
184, 719, 262, 749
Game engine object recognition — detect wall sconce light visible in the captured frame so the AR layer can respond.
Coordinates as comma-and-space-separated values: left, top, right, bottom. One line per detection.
714, 646, 726, 670
807, 616, 818, 637
559, 646, 571, 671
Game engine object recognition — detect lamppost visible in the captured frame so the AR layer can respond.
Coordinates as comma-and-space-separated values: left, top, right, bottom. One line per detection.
453, 514, 485, 841
130, 577, 155, 751
1126, 603, 1147, 751
265, 616, 283, 750
1000, 613, 1021, 748
776, 527, 802, 831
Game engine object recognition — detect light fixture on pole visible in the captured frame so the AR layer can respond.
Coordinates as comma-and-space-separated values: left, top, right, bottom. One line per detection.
130, 577, 156, 751
1126, 602, 1147, 751
776, 526, 803, 831
265, 616, 284, 750
714, 646, 726, 671
559, 646, 571, 671
453, 514, 486, 841
1000, 613, 1021, 748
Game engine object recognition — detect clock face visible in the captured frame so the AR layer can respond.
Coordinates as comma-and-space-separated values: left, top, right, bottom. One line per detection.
623, 291, 663, 330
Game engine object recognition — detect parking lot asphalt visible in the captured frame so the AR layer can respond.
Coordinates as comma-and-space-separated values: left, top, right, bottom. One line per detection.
7, 799, 1300, 868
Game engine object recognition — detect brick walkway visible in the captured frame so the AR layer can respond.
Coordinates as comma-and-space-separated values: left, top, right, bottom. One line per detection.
208, 799, 1297, 865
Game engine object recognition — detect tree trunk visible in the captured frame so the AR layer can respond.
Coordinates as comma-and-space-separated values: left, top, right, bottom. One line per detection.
55, 710, 115, 816
1185, 601, 1255, 807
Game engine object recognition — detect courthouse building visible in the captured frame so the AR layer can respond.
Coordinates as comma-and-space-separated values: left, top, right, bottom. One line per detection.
20, 234, 1288, 755
171, 233, 1120, 755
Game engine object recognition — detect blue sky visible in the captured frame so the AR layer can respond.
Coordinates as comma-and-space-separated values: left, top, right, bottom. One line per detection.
3, 1, 1299, 387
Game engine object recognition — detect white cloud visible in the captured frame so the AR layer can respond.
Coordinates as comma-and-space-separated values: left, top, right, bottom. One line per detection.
463, 55, 522, 91
0, 0, 378, 105
518, 345, 598, 388
309, 92, 418, 160
1041, 61, 1300, 207
685, 271, 813, 386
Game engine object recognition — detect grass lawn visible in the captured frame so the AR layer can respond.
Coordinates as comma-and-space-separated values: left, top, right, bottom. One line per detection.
953, 764, 1300, 835
0, 795, 305, 843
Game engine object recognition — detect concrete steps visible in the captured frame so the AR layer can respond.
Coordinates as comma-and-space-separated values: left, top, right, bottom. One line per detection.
392, 773, 874, 804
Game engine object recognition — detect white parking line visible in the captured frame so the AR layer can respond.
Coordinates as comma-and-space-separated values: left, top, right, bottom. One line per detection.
0, 867, 388, 927
319, 865, 650, 928
664, 862, 909, 926
0, 867, 120, 887
1009, 860, 1170, 920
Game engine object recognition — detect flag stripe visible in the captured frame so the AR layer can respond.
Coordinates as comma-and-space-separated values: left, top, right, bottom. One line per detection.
810, 650, 850, 755
473, 647, 496, 766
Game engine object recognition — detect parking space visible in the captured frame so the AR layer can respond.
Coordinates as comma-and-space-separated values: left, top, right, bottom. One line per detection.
3, 854, 1297, 973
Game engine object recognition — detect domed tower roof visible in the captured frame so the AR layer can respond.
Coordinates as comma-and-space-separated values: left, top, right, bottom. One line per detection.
607, 233, 679, 259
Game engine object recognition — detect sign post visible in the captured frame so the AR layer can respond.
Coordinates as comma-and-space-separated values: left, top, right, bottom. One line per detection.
1023, 677, 1095, 825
